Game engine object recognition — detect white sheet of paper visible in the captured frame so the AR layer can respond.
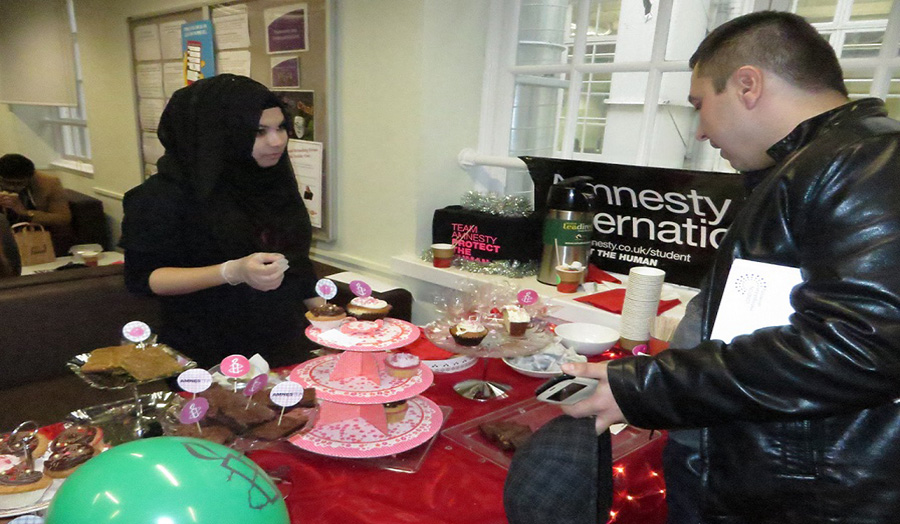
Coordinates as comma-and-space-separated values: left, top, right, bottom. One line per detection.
710, 259, 803, 343
216, 50, 252, 77
138, 98, 166, 132
159, 19, 187, 60
133, 23, 162, 61
213, 5, 251, 50
162, 61, 185, 97
136, 63, 164, 99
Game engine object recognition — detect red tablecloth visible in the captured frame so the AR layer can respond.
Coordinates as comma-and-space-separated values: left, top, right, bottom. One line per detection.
249, 356, 668, 524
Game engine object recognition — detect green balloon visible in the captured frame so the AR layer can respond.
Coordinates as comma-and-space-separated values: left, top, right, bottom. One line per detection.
45, 436, 289, 524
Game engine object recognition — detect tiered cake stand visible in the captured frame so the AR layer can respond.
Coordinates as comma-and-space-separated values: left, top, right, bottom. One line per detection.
288, 318, 444, 458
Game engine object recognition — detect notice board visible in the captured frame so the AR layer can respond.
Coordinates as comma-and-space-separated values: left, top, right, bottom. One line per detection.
128, 0, 335, 240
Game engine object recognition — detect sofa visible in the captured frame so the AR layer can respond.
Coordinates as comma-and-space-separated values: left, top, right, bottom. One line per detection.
0, 262, 412, 431
48, 188, 110, 257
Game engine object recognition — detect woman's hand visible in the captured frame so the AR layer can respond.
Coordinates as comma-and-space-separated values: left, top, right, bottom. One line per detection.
559, 361, 627, 434
221, 252, 289, 291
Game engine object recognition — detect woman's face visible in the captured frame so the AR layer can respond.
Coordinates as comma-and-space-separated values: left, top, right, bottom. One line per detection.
252, 107, 289, 168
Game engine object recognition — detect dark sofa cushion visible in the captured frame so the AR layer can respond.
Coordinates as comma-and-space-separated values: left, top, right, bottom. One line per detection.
0, 264, 161, 389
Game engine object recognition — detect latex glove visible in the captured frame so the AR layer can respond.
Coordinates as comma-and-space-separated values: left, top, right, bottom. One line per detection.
220, 253, 289, 291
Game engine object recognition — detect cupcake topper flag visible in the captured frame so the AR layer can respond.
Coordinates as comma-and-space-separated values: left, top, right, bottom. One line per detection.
179, 397, 209, 434
269, 381, 303, 426
349, 279, 372, 298
315, 278, 338, 301
243, 373, 269, 409
517, 289, 539, 306
221, 354, 251, 392
177, 368, 213, 400
122, 320, 151, 347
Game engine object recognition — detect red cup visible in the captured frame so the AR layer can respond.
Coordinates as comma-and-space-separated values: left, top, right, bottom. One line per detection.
433, 256, 453, 268
556, 281, 579, 293
648, 336, 670, 355
431, 243, 455, 268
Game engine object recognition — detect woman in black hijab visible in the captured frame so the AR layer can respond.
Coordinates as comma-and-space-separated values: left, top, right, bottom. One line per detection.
121, 74, 323, 368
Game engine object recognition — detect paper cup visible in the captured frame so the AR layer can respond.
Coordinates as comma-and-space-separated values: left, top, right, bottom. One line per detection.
431, 243, 455, 268
555, 265, 584, 293
82, 250, 100, 267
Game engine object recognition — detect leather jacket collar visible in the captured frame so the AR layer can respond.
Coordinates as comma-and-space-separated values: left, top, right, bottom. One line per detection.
766, 97, 887, 162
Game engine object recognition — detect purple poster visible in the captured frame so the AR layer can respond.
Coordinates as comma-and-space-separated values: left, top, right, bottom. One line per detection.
265, 4, 308, 54
271, 56, 300, 88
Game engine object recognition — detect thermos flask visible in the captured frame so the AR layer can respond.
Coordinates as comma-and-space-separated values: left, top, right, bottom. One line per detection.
537, 176, 597, 285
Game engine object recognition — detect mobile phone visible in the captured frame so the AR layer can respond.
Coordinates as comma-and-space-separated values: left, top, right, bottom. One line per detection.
535, 374, 599, 405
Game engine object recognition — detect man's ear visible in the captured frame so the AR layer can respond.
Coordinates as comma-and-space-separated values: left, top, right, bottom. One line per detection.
732, 66, 763, 109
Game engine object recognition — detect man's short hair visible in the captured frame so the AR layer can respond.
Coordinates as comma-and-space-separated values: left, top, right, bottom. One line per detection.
0, 154, 36, 180
689, 11, 847, 97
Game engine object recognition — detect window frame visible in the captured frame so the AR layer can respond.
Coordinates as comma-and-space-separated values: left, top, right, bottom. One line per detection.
479, 0, 900, 186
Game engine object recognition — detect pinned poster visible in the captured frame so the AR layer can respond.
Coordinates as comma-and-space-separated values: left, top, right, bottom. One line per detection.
212, 4, 250, 50
265, 3, 308, 54
182, 20, 216, 84
217, 50, 251, 77
287, 139, 323, 228
271, 56, 300, 88
159, 19, 187, 60
133, 23, 161, 61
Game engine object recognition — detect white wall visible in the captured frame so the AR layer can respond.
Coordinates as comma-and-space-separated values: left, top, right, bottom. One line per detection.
1, 0, 491, 321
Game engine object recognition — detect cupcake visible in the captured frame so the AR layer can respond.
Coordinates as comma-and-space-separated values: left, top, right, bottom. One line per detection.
346, 296, 392, 321
43, 443, 96, 478
502, 306, 531, 337
50, 424, 105, 454
384, 352, 421, 378
0, 431, 49, 459
449, 319, 488, 347
305, 302, 347, 331
0, 465, 52, 509
383, 401, 409, 424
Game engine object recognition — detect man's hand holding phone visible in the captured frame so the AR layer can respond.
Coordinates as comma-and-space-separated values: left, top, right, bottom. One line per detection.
548, 361, 626, 434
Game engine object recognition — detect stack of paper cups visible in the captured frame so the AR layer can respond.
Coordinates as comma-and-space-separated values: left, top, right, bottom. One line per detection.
619, 266, 666, 351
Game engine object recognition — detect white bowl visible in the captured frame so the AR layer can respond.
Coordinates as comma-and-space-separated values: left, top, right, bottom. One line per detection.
554, 323, 619, 355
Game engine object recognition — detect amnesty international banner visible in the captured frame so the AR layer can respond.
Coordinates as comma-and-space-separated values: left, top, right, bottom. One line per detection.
523, 157, 747, 288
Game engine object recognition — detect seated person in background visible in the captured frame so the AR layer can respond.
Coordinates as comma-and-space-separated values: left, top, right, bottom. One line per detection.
0, 213, 21, 278
0, 154, 72, 230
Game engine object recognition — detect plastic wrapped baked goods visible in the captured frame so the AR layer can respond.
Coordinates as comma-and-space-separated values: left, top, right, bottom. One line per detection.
80, 343, 185, 381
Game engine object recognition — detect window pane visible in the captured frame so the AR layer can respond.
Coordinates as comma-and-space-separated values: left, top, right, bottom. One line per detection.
841, 31, 884, 58
796, 0, 838, 24
61, 125, 74, 156
884, 75, 900, 119
850, 0, 892, 22
517, 0, 570, 66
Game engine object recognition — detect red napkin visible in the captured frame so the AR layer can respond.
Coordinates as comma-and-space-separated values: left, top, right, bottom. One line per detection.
585, 264, 622, 284
403, 335, 457, 360
575, 288, 681, 315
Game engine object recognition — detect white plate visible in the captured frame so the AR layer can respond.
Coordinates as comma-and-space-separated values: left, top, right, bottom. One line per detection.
423, 355, 478, 374
501, 357, 561, 378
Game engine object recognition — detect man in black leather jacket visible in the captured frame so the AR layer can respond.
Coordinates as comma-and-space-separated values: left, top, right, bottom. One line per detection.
562, 11, 900, 523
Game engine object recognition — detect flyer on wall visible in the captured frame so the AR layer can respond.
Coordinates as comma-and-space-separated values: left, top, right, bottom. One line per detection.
271, 56, 301, 88
274, 90, 315, 141
181, 20, 216, 84
287, 139, 324, 229
265, 3, 309, 54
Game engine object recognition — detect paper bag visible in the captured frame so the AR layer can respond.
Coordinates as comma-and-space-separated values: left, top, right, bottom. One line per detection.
12, 222, 56, 266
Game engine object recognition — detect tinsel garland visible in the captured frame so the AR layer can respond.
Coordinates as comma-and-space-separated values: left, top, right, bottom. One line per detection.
460, 191, 532, 217
422, 248, 537, 278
